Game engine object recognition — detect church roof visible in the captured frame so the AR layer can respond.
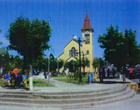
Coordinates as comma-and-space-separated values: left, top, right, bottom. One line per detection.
64, 39, 82, 49
82, 12, 93, 31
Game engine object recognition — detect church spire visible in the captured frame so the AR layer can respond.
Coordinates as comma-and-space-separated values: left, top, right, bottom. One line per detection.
82, 12, 93, 31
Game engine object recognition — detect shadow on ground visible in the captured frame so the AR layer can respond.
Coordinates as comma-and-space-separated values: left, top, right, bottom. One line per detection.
1, 86, 29, 90
91, 77, 131, 84
91, 81, 131, 84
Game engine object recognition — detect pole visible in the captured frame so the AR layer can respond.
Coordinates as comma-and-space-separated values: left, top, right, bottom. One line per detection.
83, 53, 85, 73
57, 61, 59, 76
48, 53, 50, 85
78, 37, 82, 82
29, 64, 33, 90
58, 61, 59, 76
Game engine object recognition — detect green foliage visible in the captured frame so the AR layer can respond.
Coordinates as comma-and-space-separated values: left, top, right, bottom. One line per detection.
58, 59, 64, 69
57, 74, 88, 85
26, 79, 53, 86
0, 51, 15, 73
92, 59, 100, 73
0, 42, 3, 45
98, 25, 140, 72
6, 17, 52, 73
81, 57, 90, 71
53, 73, 58, 76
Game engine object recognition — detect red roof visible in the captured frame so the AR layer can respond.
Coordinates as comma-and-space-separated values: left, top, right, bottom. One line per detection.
82, 12, 93, 30
94, 57, 99, 60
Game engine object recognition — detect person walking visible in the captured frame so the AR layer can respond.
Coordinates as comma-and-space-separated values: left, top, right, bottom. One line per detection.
127, 66, 133, 78
99, 67, 103, 82
44, 71, 46, 79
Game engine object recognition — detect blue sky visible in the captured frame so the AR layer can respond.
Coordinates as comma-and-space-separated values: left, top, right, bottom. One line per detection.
0, 0, 140, 58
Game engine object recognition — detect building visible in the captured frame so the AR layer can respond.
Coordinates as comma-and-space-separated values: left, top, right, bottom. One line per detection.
57, 12, 95, 73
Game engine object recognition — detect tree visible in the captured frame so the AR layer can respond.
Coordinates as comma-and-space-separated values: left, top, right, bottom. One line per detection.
14, 55, 23, 68
65, 60, 75, 72
81, 57, 90, 73
6, 17, 52, 73
0, 51, 15, 74
57, 59, 64, 69
98, 25, 140, 72
92, 59, 100, 74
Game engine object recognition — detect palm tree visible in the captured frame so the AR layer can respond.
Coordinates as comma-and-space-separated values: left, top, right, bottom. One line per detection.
92, 59, 100, 74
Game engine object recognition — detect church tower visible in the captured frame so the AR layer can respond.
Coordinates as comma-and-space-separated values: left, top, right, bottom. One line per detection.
81, 12, 94, 72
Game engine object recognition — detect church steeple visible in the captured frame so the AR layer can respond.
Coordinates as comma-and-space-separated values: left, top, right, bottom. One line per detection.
81, 12, 94, 32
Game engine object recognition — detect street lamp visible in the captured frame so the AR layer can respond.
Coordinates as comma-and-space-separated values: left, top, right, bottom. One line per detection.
73, 35, 84, 83
81, 50, 87, 75
55, 56, 59, 76
57, 60, 59, 76
48, 52, 50, 79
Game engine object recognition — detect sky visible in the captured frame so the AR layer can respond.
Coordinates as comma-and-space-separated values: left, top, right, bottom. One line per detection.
0, 0, 140, 58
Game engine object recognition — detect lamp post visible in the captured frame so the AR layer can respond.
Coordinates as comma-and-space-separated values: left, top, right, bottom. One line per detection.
57, 60, 59, 76
81, 50, 87, 73
78, 37, 82, 82
55, 56, 59, 76
99, 58, 101, 68
47, 50, 50, 86
73, 36, 83, 83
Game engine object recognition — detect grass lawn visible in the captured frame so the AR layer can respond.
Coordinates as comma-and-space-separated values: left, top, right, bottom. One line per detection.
56, 75, 89, 85
27, 79, 53, 87
51, 75, 67, 78
0, 78, 53, 87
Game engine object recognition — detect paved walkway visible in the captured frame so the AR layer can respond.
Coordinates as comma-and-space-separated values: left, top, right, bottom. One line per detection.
0, 74, 139, 110
0, 74, 134, 93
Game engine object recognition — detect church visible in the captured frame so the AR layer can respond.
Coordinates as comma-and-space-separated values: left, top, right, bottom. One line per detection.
57, 12, 95, 73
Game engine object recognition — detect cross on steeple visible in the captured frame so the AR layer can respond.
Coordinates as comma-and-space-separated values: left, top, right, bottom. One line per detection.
82, 12, 93, 32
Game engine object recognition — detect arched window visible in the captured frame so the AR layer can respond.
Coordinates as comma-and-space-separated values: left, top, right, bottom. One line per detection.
87, 50, 89, 54
72, 47, 75, 56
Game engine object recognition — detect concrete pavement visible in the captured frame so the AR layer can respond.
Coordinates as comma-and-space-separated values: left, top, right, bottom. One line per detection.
0, 92, 139, 110
0, 74, 139, 110
0, 74, 135, 93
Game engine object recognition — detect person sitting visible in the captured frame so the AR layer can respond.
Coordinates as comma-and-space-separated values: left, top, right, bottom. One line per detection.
1, 72, 8, 87
15, 72, 22, 88
10, 71, 15, 83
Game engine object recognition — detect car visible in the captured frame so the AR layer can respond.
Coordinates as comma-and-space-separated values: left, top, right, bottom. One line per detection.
129, 70, 140, 79
107, 68, 117, 78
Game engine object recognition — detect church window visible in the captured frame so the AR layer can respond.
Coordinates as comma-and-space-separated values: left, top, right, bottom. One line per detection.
87, 50, 89, 54
72, 47, 75, 56
85, 34, 90, 44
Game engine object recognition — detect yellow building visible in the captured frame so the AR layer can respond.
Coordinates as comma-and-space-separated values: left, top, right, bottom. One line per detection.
57, 12, 94, 73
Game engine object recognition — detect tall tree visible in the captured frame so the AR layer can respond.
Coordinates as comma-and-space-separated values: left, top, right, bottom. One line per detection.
0, 51, 15, 73
6, 17, 52, 73
92, 59, 100, 74
98, 25, 140, 72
